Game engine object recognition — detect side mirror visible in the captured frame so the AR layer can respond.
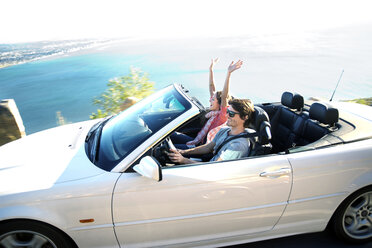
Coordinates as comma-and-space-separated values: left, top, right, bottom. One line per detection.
133, 156, 163, 182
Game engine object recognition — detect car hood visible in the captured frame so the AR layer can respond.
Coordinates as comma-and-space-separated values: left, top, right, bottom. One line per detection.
0, 120, 106, 195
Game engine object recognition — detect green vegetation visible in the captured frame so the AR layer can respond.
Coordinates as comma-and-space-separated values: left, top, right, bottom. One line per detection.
346, 97, 372, 106
90, 67, 155, 119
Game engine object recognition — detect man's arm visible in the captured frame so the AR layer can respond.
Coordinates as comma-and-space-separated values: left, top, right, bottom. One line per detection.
167, 141, 215, 164
166, 150, 197, 164
183, 141, 215, 155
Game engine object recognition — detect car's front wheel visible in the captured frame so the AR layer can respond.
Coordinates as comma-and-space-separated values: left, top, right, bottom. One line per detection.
331, 186, 372, 244
0, 220, 76, 248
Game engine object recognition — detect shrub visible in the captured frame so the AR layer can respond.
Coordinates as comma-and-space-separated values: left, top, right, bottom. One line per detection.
90, 67, 155, 119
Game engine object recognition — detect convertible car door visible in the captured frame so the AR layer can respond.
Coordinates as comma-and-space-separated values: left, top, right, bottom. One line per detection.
112, 155, 292, 247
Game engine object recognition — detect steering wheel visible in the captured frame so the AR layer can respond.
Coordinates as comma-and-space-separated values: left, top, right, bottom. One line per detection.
163, 137, 176, 152
152, 137, 176, 165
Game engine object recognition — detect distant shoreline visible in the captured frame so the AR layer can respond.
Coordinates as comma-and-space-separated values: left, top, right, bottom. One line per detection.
0, 63, 16, 69
0, 52, 76, 69
0, 39, 122, 70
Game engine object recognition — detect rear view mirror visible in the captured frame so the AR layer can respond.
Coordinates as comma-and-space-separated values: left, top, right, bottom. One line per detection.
133, 156, 163, 182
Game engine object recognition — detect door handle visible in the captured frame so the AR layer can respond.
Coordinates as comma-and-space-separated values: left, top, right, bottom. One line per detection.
260, 168, 291, 177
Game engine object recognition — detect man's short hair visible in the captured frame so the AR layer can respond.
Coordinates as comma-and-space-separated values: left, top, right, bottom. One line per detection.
228, 99, 255, 127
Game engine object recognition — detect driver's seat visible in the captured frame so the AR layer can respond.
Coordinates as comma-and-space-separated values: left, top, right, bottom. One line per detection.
248, 106, 272, 156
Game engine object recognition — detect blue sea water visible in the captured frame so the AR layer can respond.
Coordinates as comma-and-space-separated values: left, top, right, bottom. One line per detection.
1, 25, 372, 134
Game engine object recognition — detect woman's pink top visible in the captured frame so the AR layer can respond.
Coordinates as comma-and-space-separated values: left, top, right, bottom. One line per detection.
186, 106, 227, 146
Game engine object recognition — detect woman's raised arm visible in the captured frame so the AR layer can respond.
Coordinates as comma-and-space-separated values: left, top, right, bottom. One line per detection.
220, 60, 243, 108
209, 58, 219, 98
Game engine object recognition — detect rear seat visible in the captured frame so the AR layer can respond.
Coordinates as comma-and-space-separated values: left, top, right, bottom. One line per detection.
270, 92, 306, 152
270, 92, 339, 152
296, 102, 339, 146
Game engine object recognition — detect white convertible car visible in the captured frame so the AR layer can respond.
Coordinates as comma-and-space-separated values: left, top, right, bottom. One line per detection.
0, 84, 371, 248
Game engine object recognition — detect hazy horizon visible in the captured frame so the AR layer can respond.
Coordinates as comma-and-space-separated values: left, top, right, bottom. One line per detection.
2, 0, 372, 44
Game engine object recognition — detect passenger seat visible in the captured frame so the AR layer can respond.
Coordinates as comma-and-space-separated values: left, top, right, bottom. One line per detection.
249, 106, 272, 156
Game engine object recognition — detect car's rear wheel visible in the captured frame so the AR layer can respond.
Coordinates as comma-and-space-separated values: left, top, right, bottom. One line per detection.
331, 186, 372, 244
0, 220, 76, 248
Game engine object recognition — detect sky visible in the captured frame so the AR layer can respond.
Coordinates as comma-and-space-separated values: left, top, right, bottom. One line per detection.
1, 0, 372, 43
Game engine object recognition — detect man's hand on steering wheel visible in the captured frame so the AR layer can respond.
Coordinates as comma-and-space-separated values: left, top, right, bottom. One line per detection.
166, 148, 187, 164
163, 137, 176, 152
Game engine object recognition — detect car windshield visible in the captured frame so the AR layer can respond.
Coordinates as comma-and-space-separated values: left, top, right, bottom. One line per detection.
90, 85, 191, 171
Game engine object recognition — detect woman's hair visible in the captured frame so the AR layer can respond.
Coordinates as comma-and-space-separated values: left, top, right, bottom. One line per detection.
215, 91, 222, 105
215, 91, 233, 107
228, 98, 255, 127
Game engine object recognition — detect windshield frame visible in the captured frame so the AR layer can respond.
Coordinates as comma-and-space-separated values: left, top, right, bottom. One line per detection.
89, 84, 200, 173
112, 84, 200, 172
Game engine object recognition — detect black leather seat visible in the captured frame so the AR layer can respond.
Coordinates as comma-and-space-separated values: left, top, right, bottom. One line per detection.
281, 91, 304, 111
309, 102, 339, 127
249, 106, 272, 156
270, 92, 306, 152
296, 102, 339, 146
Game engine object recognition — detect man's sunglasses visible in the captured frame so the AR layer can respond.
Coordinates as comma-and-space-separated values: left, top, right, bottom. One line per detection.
226, 109, 239, 118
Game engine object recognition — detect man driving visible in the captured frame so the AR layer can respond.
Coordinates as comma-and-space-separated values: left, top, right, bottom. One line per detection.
167, 98, 255, 164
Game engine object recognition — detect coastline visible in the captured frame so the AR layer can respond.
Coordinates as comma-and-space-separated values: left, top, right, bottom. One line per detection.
0, 62, 18, 69
0, 38, 122, 70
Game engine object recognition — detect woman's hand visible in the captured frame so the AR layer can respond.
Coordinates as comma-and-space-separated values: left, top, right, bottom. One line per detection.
228, 60, 243, 73
186, 140, 196, 146
210, 58, 219, 70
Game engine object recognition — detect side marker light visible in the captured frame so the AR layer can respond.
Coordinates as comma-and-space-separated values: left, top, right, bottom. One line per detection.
79, 219, 95, 223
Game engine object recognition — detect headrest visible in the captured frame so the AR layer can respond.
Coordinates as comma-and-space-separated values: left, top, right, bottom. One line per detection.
281, 92, 304, 110
252, 106, 269, 128
251, 106, 272, 144
309, 102, 339, 125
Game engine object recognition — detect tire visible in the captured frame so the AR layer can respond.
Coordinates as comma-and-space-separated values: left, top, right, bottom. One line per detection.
331, 186, 372, 244
0, 220, 76, 248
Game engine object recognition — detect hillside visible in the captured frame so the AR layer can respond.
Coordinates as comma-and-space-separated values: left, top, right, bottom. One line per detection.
346, 97, 372, 106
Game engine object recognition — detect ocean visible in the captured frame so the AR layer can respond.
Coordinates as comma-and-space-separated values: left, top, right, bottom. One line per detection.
1, 24, 372, 134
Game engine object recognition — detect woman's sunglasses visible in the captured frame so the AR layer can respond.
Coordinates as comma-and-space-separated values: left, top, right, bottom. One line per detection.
226, 109, 239, 118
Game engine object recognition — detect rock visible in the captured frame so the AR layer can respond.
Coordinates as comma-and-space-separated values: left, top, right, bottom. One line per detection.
0, 99, 26, 146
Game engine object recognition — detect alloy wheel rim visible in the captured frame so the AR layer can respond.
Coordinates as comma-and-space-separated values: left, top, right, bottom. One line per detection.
0, 230, 57, 248
343, 191, 372, 239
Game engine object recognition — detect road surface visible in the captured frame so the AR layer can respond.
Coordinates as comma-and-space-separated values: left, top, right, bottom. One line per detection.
228, 230, 371, 248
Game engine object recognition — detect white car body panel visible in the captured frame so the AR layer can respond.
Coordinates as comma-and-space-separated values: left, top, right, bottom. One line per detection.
0, 120, 102, 194
0, 120, 120, 248
113, 156, 292, 247
279, 139, 372, 228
